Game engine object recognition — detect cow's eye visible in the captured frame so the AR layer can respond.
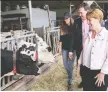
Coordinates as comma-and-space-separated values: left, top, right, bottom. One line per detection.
47, 47, 52, 52
28, 51, 30, 54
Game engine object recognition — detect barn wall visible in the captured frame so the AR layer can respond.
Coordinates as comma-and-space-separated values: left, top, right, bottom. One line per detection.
1, 8, 56, 29
31, 8, 56, 28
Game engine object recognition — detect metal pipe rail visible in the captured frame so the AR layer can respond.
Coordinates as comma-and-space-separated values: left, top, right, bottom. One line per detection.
43, 26, 60, 55
0, 33, 37, 90
1, 26, 60, 90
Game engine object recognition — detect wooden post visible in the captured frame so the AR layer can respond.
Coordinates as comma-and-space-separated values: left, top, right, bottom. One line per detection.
28, 0, 33, 31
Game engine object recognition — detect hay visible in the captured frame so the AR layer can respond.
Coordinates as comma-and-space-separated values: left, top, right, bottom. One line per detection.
30, 56, 82, 91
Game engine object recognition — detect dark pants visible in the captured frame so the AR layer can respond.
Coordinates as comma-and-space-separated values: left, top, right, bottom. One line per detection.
82, 66, 108, 91
76, 52, 80, 65
76, 52, 83, 85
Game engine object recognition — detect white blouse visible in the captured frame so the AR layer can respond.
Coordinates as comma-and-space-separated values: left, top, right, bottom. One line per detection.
83, 37, 94, 68
78, 27, 108, 74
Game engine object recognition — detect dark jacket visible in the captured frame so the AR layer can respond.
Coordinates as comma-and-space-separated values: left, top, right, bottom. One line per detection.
68, 24, 75, 53
71, 17, 83, 59
105, 19, 108, 30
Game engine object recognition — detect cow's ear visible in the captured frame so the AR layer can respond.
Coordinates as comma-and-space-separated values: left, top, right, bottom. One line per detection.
22, 44, 27, 48
46, 47, 52, 52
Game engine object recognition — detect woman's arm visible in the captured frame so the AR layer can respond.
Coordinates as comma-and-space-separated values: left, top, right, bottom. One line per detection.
101, 41, 108, 74
58, 42, 62, 55
95, 40, 108, 87
58, 27, 63, 55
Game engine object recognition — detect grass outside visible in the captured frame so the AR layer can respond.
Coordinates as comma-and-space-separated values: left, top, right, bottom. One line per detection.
29, 56, 82, 91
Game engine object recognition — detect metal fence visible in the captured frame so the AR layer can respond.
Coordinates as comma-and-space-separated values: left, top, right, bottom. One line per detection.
0, 33, 38, 90
43, 27, 60, 55
0, 26, 60, 90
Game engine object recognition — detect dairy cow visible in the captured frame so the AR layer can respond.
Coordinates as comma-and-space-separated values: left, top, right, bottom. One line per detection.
1, 33, 55, 77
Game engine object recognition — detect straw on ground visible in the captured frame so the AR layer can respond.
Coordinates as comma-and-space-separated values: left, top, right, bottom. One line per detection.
30, 56, 82, 91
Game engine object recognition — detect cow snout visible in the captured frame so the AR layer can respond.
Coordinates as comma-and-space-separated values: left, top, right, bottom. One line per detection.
46, 47, 52, 52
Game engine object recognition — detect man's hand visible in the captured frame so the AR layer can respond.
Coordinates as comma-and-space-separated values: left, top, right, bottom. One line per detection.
77, 64, 81, 78
69, 52, 73, 60
95, 72, 105, 87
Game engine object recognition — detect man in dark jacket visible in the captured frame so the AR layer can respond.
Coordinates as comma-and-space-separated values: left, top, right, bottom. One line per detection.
69, 3, 90, 88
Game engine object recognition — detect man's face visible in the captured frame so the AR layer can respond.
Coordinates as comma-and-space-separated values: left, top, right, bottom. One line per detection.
78, 7, 88, 20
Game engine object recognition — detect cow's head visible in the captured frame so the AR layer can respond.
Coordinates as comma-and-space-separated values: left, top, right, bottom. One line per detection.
18, 35, 55, 65
18, 40, 37, 62
36, 36, 55, 64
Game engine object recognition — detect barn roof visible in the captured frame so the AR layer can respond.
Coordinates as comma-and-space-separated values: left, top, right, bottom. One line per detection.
1, 1, 83, 10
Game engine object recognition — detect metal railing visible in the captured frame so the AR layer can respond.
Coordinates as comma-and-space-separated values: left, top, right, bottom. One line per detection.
43, 26, 60, 55
0, 33, 37, 90
0, 26, 60, 90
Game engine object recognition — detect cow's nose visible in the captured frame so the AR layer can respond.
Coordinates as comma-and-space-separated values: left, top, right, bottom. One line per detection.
46, 47, 52, 52
28, 51, 30, 54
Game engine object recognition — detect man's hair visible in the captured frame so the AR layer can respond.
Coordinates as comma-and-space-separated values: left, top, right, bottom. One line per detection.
86, 8, 104, 23
79, 3, 90, 11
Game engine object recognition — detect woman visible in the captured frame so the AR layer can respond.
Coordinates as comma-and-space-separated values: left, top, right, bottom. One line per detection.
58, 12, 75, 91
77, 8, 108, 91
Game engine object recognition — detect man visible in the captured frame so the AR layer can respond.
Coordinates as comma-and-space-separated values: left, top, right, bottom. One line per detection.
69, 3, 90, 88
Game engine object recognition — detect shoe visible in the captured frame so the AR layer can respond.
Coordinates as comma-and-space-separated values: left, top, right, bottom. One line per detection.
67, 84, 73, 91
78, 82, 83, 88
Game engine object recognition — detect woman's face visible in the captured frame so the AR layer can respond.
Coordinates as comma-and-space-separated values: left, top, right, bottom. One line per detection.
64, 18, 70, 25
87, 17, 100, 30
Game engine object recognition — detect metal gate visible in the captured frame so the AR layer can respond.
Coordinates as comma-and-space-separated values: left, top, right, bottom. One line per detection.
0, 33, 38, 90
0, 27, 60, 90
43, 27, 60, 55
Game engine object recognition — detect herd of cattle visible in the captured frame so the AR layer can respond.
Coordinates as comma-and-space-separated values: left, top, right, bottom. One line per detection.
1, 31, 55, 77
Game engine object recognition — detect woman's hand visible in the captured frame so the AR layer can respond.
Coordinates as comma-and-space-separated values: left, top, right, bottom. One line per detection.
69, 52, 73, 60
58, 49, 62, 55
94, 72, 105, 87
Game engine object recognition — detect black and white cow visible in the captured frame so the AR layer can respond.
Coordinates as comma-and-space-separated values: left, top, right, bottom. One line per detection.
1, 33, 55, 77
18, 37, 55, 64
1, 49, 40, 77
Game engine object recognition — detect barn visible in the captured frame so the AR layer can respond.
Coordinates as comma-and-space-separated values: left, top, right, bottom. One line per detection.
1, 0, 108, 91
